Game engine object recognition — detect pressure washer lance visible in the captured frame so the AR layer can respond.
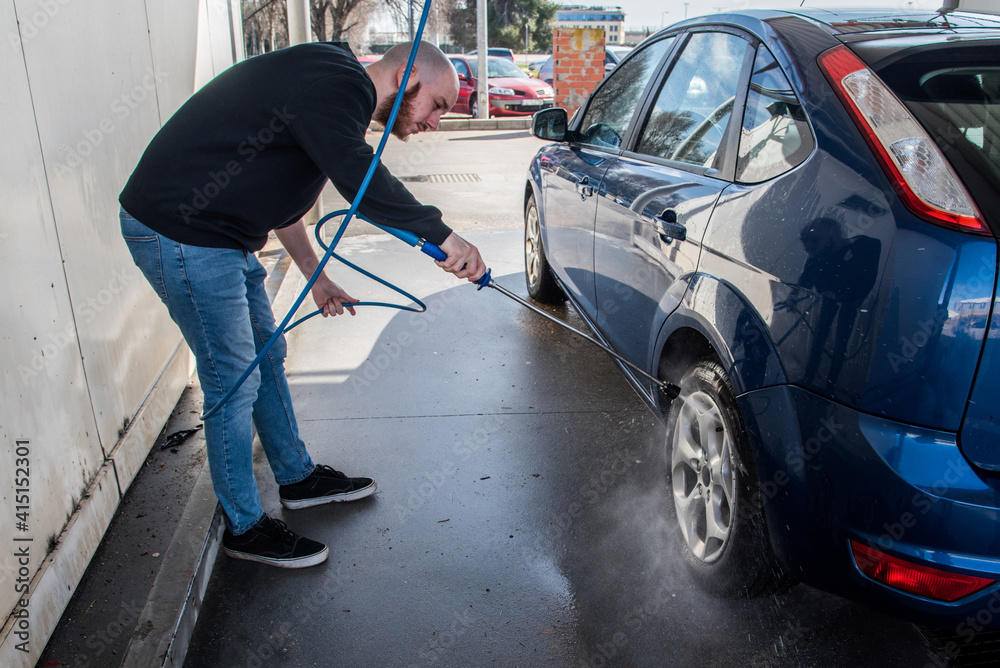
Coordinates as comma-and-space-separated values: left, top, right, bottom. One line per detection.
377, 224, 682, 404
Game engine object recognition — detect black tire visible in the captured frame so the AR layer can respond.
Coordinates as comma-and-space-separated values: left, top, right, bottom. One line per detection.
524, 193, 565, 304
664, 359, 792, 598
470, 97, 478, 117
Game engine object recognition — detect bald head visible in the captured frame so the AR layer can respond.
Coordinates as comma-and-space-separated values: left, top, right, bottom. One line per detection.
379, 41, 455, 79
366, 41, 459, 137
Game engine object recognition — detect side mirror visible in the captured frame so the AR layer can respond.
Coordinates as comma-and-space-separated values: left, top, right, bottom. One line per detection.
458, 73, 469, 82
532, 108, 568, 141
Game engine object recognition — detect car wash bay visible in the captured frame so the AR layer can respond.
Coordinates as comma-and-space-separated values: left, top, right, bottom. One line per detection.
182, 130, 932, 667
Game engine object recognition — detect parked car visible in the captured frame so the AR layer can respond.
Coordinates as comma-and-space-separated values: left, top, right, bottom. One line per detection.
465, 47, 515, 61
527, 58, 548, 78
525, 7, 1000, 628
536, 45, 632, 85
449, 55, 553, 117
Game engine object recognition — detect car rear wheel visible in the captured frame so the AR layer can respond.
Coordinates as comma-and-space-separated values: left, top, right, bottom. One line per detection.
665, 359, 790, 598
470, 97, 478, 117
524, 193, 564, 303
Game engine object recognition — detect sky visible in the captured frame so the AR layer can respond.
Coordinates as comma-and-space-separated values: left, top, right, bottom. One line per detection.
373, 0, 951, 41
602, 0, 947, 30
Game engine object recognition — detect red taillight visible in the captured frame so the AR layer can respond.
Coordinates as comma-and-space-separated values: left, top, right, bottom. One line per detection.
850, 540, 995, 602
818, 45, 988, 235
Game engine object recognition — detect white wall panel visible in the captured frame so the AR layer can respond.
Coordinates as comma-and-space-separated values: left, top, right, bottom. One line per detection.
195, 0, 218, 89
1, 1, 240, 660
205, 0, 238, 76
0, 0, 105, 622
17, 0, 182, 453
144, 0, 201, 120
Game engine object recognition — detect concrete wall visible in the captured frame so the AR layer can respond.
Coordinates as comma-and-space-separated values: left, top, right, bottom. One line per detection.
0, 1, 242, 665
553, 28, 606, 116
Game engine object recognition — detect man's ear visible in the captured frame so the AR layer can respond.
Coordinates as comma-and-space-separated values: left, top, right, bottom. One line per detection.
396, 63, 420, 91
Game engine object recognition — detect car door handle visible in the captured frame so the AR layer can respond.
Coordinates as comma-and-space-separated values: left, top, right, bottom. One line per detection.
569, 172, 595, 198
652, 210, 686, 242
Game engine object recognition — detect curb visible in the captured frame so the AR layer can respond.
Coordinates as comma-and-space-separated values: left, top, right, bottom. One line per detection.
437, 117, 532, 131
119, 464, 223, 668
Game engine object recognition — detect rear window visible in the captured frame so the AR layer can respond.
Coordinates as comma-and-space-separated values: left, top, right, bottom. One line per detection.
876, 44, 1000, 231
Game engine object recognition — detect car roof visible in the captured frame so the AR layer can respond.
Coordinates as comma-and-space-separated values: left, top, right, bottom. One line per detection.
452, 55, 519, 64
783, 8, 1000, 34
644, 8, 1000, 66
664, 7, 1000, 40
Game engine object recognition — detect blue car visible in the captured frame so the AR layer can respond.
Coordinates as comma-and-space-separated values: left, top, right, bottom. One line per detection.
525, 8, 1000, 628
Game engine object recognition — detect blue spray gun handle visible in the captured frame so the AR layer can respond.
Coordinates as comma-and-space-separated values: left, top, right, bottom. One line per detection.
372, 223, 492, 290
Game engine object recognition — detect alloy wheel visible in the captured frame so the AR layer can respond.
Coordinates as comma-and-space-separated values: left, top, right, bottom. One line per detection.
525, 202, 542, 291
670, 390, 737, 564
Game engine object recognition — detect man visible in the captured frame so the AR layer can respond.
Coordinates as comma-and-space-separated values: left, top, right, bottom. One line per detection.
119, 40, 486, 568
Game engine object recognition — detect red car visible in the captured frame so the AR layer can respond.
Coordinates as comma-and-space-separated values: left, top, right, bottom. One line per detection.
448, 56, 554, 117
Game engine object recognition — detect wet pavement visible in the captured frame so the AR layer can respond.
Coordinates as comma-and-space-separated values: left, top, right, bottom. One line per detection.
182, 228, 933, 667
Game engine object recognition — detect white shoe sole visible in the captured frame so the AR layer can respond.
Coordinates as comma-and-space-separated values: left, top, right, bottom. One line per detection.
223, 545, 329, 568
279, 480, 378, 509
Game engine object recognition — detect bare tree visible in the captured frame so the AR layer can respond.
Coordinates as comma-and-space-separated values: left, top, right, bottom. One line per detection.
313, 0, 415, 42
244, 0, 444, 57
242, 0, 289, 55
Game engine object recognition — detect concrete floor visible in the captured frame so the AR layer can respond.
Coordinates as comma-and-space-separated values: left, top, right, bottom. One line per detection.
182, 228, 932, 667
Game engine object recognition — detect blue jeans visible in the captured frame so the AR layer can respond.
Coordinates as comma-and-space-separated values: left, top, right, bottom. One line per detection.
120, 209, 314, 535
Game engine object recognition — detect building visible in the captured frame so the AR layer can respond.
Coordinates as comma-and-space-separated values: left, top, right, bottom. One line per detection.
555, 5, 626, 44
956, 0, 1000, 14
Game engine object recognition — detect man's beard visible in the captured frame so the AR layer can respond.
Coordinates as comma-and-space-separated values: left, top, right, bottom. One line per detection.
372, 81, 422, 141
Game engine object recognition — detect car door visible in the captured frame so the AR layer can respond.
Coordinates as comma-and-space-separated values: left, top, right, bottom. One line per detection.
538, 36, 676, 315
449, 57, 475, 114
594, 30, 756, 370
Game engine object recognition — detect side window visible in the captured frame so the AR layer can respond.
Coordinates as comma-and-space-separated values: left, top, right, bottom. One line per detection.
577, 37, 675, 149
736, 48, 815, 183
635, 31, 751, 168
452, 59, 470, 79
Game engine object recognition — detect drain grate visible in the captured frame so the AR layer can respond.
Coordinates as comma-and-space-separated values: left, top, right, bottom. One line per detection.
398, 173, 482, 183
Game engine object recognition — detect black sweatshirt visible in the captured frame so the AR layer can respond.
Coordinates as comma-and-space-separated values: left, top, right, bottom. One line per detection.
120, 42, 450, 252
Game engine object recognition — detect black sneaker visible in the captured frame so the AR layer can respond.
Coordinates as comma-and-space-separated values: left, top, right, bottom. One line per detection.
279, 464, 377, 509
222, 515, 328, 568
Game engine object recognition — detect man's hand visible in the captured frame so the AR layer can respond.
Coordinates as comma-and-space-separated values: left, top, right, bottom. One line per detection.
312, 274, 358, 317
273, 221, 358, 317
437, 232, 487, 282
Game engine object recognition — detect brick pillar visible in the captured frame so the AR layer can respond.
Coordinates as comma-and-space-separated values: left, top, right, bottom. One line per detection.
552, 28, 606, 116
